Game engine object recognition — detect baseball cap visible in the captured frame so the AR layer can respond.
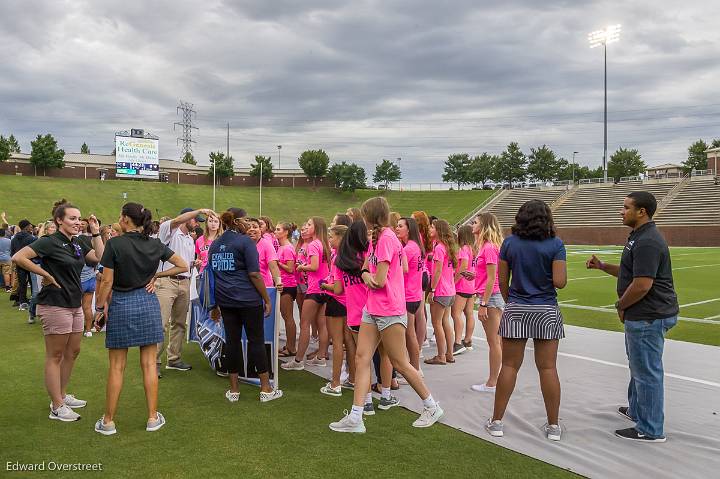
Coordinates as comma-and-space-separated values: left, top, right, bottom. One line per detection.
180, 208, 206, 222
18, 219, 34, 230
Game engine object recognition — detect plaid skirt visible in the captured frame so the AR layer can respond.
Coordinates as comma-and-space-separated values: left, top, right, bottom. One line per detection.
106, 287, 164, 349
499, 303, 565, 340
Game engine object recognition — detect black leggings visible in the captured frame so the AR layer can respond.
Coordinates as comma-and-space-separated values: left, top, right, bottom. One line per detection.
220, 305, 268, 375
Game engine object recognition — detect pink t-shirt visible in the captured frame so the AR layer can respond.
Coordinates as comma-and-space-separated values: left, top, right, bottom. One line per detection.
305, 239, 329, 295
403, 240, 423, 302
256, 236, 278, 287
329, 260, 347, 306
432, 242, 456, 297
195, 235, 214, 272
263, 232, 280, 252
475, 241, 501, 295
295, 243, 307, 286
454, 244, 475, 294
277, 243, 297, 287
341, 267, 368, 327
366, 228, 405, 316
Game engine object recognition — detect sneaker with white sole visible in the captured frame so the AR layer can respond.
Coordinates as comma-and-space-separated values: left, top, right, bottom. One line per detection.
462, 339, 474, 351
452, 343, 467, 355
216, 370, 229, 378
615, 427, 666, 443
225, 390, 240, 402
320, 383, 342, 397
340, 381, 355, 390
485, 419, 504, 437
329, 410, 366, 433
18, 303, 29, 311
378, 395, 400, 410
27, 316, 36, 324
470, 383, 496, 393
618, 406, 634, 421
146, 412, 166, 432
84, 331, 92, 338
49, 404, 80, 422
281, 359, 305, 371
308, 357, 327, 367
544, 423, 562, 441
260, 389, 284, 402
94, 417, 116, 436
363, 402, 375, 416
412, 403, 444, 428
63, 394, 87, 408
166, 361, 192, 371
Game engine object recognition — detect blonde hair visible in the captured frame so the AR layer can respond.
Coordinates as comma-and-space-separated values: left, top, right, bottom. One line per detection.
204, 211, 224, 239
389, 211, 401, 230
329, 224, 348, 240
456, 224, 477, 256
475, 212, 504, 249
361, 197, 390, 249
309, 216, 332, 265
433, 219, 458, 267
346, 207, 362, 222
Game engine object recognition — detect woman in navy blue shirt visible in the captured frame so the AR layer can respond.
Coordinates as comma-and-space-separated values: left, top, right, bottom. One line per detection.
485, 199, 567, 442
208, 208, 283, 403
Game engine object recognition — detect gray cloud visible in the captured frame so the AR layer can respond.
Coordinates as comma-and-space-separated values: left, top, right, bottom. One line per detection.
0, 0, 718, 183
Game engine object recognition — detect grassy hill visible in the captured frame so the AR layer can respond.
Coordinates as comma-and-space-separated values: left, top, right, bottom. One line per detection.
0, 176, 491, 226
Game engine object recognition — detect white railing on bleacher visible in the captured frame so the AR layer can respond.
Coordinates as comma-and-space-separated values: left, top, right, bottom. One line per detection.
691, 169, 715, 177
619, 175, 643, 183
578, 177, 607, 184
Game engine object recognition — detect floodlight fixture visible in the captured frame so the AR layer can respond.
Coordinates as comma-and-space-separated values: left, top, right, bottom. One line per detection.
588, 24, 621, 48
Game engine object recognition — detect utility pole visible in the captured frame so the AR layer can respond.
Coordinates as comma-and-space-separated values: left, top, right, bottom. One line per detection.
572, 151, 579, 184
259, 160, 263, 216
174, 101, 198, 162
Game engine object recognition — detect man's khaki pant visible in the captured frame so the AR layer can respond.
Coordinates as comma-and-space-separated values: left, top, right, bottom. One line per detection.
155, 277, 190, 364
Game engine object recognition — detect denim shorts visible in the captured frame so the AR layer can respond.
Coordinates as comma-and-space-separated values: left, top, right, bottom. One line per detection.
433, 295, 455, 308
361, 310, 407, 331
486, 292, 505, 310
81, 277, 96, 294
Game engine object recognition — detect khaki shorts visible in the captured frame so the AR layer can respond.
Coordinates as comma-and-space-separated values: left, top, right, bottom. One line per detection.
0, 261, 11, 276
37, 305, 84, 336
361, 310, 407, 331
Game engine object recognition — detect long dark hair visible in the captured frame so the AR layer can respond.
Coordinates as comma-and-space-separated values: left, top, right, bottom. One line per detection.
512, 199, 556, 240
336, 220, 368, 276
400, 216, 424, 260
121, 202, 153, 237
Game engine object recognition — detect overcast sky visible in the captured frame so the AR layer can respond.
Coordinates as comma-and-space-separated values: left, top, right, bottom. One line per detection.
1, 0, 718, 182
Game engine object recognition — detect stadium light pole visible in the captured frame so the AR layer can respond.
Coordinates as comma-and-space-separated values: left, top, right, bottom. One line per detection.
572, 151, 579, 184
589, 24, 621, 184
277, 145, 282, 169
259, 159, 263, 216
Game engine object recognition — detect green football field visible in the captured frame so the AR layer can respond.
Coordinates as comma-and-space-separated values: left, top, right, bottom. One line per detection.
559, 246, 720, 346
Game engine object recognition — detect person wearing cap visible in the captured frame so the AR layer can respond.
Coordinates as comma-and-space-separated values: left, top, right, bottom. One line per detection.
10, 219, 37, 309
155, 207, 213, 374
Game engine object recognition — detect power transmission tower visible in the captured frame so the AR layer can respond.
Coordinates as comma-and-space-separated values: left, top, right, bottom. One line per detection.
174, 101, 198, 161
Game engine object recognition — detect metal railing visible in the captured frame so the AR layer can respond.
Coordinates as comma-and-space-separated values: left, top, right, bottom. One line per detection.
619, 175, 643, 183
578, 177, 607, 184
691, 169, 715, 177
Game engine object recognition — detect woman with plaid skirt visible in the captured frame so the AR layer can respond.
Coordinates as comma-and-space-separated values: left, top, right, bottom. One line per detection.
93, 203, 188, 436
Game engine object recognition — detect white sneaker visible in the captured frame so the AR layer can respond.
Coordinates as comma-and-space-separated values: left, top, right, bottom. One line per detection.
320, 382, 342, 397
260, 389, 284, 403
544, 423, 562, 441
308, 357, 327, 367
310, 335, 319, 346
412, 403, 444, 428
470, 383, 496, 393
90, 327, 98, 333
63, 394, 87, 408
329, 410, 366, 433
84, 331, 92, 338
146, 412, 166, 432
94, 416, 116, 436
49, 404, 80, 422
485, 419, 504, 437
225, 390, 240, 402
281, 359, 305, 371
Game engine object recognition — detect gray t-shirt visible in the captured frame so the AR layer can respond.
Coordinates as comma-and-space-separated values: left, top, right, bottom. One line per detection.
0, 237, 11, 262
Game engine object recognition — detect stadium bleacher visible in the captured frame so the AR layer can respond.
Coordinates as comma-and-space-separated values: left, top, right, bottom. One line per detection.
654, 177, 720, 225
485, 188, 566, 228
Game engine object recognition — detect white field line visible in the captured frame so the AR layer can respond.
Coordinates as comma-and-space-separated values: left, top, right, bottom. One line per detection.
470, 334, 720, 389
704, 314, 720, 320
673, 263, 720, 271
601, 303, 617, 308
680, 298, 720, 308
568, 263, 720, 282
568, 275, 614, 282
558, 299, 578, 304
558, 303, 719, 325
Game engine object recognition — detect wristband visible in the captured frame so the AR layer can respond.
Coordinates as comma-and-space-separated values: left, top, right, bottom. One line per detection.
91, 233, 100, 238
360, 269, 370, 276
96, 306, 105, 312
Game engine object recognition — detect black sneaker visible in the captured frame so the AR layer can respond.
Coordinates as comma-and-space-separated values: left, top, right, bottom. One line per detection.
618, 406, 634, 422
615, 427, 666, 443
166, 361, 192, 371
452, 343, 467, 355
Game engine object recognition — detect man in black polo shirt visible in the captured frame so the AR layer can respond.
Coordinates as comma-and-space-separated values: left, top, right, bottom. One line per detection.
11, 219, 37, 309
586, 191, 678, 443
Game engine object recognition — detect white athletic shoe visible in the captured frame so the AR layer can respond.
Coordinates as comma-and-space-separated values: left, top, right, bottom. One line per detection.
281, 359, 305, 371
544, 423, 562, 441
320, 382, 342, 397
84, 331, 93, 338
260, 389, 284, 403
49, 404, 80, 422
310, 335, 319, 346
146, 412, 166, 432
412, 403, 444, 428
63, 394, 87, 408
94, 417, 117, 436
308, 357, 327, 367
225, 390, 240, 403
329, 411, 366, 433
470, 383, 496, 393
485, 419, 504, 437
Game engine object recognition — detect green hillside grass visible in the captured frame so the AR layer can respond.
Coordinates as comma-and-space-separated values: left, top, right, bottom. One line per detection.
0, 176, 491, 226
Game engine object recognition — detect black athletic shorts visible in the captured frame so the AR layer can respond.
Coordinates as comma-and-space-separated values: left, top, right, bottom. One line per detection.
457, 292, 474, 299
305, 293, 328, 304
281, 286, 297, 300
348, 324, 360, 333
406, 301, 421, 315
325, 297, 347, 317
422, 271, 431, 292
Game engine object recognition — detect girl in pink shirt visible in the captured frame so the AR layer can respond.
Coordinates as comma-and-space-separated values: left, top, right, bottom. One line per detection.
195, 211, 223, 273
425, 219, 458, 365
451, 225, 477, 356
259, 216, 280, 252
330, 197, 443, 434
282, 217, 331, 370
410, 211, 433, 348
275, 222, 298, 358
395, 217, 423, 371
247, 218, 281, 288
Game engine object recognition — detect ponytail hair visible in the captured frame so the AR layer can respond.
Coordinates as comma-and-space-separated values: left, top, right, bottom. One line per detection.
52, 198, 79, 228
361, 197, 390, 250
121, 202, 153, 237
279, 221, 296, 236
337, 220, 368, 276
220, 209, 248, 234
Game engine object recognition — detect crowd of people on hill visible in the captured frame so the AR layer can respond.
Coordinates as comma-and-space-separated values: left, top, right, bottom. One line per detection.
2, 189, 678, 443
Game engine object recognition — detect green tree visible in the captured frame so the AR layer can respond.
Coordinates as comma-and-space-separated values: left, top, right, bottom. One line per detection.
468, 153, 496, 186
182, 151, 196, 165
0, 136, 9, 163
208, 151, 234, 181
494, 142, 527, 188
442, 153, 471, 189
7, 134, 20, 153
298, 149, 330, 187
30, 134, 65, 175
682, 139, 708, 173
526, 145, 560, 182
80, 142, 90, 154
373, 159, 402, 189
249, 155, 274, 181
328, 161, 367, 192
711, 138, 720, 148
608, 148, 646, 181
